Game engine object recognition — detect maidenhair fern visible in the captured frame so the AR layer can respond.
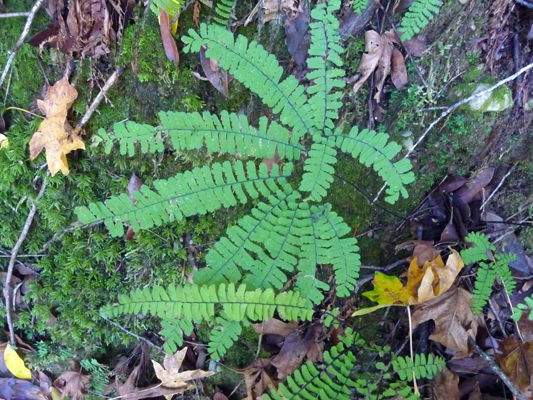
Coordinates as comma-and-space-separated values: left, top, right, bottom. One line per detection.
150, 0, 183, 16
399, 0, 443, 40
513, 295, 533, 322
352, 0, 369, 14
264, 328, 444, 400
213, 0, 235, 26
461, 232, 517, 315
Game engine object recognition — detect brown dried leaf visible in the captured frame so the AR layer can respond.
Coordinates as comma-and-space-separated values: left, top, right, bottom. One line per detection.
199, 46, 229, 97
353, 30, 384, 93
29, 77, 84, 176
391, 48, 408, 90
261, 0, 302, 23
495, 335, 533, 394
433, 367, 460, 400
152, 347, 214, 389
54, 370, 90, 400
412, 286, 479, 358
127, 173, 143, 203
116, 365, 184, 400
403, 37, 426, 57
159, 9, 180, 68
251, 318, 298, 337
193, 0, 201, 28
242, 358, 277, 400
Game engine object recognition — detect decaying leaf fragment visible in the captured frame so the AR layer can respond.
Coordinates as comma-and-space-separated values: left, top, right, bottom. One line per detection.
159, 9, 180, 68
495, 335, 533, 394
152, 347, 214, 389
29, 77, 84, 176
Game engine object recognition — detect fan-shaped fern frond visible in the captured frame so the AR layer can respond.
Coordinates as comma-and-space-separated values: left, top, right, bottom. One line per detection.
352, 0, 369, 14
75, 161, 293, 237
98, 111, 304, 161
299, 136, 337, 202
305, 205, 360, 297
392, 354, 445, 381
471, 262, 496, 315
182, 24, 315, 139
150, 0, 183, 15
493, 253, 517, 293
332, 128, 415, 204
160, 318, 194, 354
461, 232, 495, 265
213, 0, 235, 26
306, 0, 345, 131
208, 317, 242, 360
399, 0, 442, 40
101, 283, 314, 322
195, 185, 303, 289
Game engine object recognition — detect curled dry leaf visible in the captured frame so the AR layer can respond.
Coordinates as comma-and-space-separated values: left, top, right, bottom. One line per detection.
199, 46, 229, 97
152, 347, 214, 389
412, 286, 479, 358
29, 77, 85, 176
159, 9, 180, 68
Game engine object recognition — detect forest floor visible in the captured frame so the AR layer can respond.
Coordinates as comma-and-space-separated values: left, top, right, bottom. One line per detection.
1, 0, 533, 399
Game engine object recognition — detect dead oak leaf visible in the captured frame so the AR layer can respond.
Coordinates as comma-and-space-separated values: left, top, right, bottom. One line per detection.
29, 77, 84, 176
114, 364, 184, 400
495, 335, 533, 394
54, 370, 90, 400
152, 347, 214, 390
242, 358, 278, 400
412, 286, 479, 358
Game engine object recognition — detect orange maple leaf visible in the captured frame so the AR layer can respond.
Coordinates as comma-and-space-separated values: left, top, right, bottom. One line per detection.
29, 77, 84, 176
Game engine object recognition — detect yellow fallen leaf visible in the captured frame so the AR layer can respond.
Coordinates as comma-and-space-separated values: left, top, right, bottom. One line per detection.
29, 77, 85, 176
0, 133, 8, 149
4, 343, 31, 379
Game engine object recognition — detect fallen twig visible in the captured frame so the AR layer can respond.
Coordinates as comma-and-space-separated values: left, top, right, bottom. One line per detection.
468, 337, 527, 400
4, 172, 49, 345
0, 0, 46, 91
373, 61, 533, 203
480, 163, 517, 211
0, 12, 31, 18
101, 316, 164, 352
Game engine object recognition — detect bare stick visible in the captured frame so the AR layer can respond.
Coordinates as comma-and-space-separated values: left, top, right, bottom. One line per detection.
101, 316, 164, 352
0, 0, 46, 91
74, 66, 125, 132
480, 163, 517, 210
4, 173, 49, 345
0, 12, 31, 18
373, 62, 533, 203
468, 337, 527, 400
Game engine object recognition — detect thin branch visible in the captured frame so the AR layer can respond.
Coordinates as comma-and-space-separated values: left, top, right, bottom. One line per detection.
4, 172, 49, 345
373, 61, 533, 203
74, 66, 125, 132
468, 337, 527, 400
0, 12, 31, 18
0, 0, 46, 91
101, 316, 164, 353
480, 163, 517, 210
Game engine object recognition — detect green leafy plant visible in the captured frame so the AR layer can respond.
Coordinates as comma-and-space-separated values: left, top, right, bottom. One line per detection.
461, 232, 516, 315
213, 0, 236, 26
150, 0, 183, 15
78, 0, 414, 376
264, 328, 445, 400
352, 0, 369, 14
80, 358, 110, 395
513, 295, 533, 322
399, 0, 442, 40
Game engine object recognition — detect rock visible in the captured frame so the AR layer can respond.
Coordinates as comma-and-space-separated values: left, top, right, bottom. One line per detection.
450, 82, 513, 113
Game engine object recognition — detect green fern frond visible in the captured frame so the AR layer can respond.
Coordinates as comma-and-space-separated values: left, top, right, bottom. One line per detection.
332, 128, 415, 204
306, 205, 360, 297
160, 318, 194, 354
208, 317, 242, 360
213, 0, 235, 26
461, 232, 495, 265
264, 328, 359, 400
399, 0, 442, 40
299, 136, 338, 202
471, 262, 496, 315
150, 0, 183, 15
96, 124, 164, 156
195, 185, 302, 288
392, 354, 445, 381
307, 0, 345, 131
352, 0, 369, 14
101, 283, 314, 322
513, 295, 533, 322
182, 24, 316, 139
493, 253, 517, 293
75, 161, 293, 237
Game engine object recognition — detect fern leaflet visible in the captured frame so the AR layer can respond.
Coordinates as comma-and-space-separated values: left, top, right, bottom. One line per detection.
352, 0, 369, 14
208, 317, 242, 360
96, 124, 163, 156
306, 0, 345, 131
399, 0, 442, 40
182, 24, 316, 139
150, 0, 183, 15
392, 353, 445, 381
461, 231, 495, 265
493, 253, 517, 293
332, 128, 415, 204
213, 0, 235, 26
471, 262, 496, 315
299, 136, 337, 202
513, 295, 533, 322
160, 318, 194, 354
101, 283, 314, 323
75, 161, 292, 237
